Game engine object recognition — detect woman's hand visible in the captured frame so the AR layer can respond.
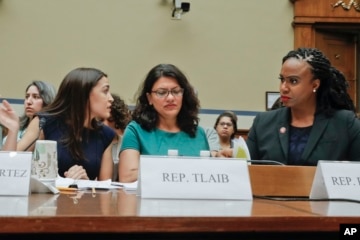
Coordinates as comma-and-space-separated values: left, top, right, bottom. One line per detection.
0, 100, 20, 131
215, 149, 233, 158
0, 100, 21, 151
64, 165, 89, 180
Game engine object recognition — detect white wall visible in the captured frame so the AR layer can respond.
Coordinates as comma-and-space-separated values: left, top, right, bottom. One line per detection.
0, 0, 294, 129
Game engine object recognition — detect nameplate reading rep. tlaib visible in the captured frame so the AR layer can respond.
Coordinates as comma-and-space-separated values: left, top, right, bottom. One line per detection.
138, 155, 252, 200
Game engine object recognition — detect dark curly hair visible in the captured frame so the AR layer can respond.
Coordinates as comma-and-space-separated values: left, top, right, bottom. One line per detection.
109, 93, 132, 130
132, 63, 200, 137
282, 48, 356, 117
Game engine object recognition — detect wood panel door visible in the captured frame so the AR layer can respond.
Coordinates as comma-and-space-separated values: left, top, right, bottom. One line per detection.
315, 30, 357, 108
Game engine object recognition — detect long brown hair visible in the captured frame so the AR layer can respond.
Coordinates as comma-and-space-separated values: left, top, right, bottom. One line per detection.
40, 67, 107, 160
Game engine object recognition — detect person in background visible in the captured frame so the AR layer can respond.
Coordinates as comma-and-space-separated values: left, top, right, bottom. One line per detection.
0, 124, 6, 150
0, 67, 115, 180
2, 80, 56, 144
214, 111, 238, 151
103, 93, 132, 181
204, 127, 221, 156
119, 63, 210, 182
246, 47, 360, 165
193, 90, 220, 156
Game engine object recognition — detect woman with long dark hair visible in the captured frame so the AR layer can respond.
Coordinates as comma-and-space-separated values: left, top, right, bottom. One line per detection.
119, 64, 210, 182
0, 67, 115, 180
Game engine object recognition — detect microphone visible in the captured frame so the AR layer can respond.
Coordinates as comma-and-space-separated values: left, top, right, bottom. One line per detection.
24, 117, 46, 151
247, 160, 285, 166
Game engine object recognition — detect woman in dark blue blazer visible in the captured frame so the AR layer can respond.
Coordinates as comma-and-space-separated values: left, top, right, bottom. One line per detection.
246, 48, 360, 165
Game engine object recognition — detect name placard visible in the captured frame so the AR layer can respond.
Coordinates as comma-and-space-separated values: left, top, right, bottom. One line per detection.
139, 198, 253, 216
310, 201, 360, 216
138, 155, 253, 200
0, 197, 29, 216
310, 160, 360, 200
0, 151, 32, 196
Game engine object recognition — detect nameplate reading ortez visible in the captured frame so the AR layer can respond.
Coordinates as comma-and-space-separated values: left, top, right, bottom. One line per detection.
0, 152, 32, 196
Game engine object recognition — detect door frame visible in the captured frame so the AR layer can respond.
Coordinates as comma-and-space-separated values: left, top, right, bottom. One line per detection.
314, 25, 359, 109
291, 0, 360, 111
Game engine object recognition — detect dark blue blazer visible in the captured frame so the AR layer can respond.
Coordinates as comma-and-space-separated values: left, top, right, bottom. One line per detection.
246, 107, 360, 165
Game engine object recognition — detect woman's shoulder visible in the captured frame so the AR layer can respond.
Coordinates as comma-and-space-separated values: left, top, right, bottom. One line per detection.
255, 108, 288, 121
36, 113, 63, 132
196, 125, 206, 134
194, 125, 208, 139
316, 109, 358, 122
126, 120, 143, 130
101, 124, 116, 137
36, 112, 58, 125
123, 120, 148, 136
334, 109, 357, 117
128, 120, 139, 126
329, 109, 359, 123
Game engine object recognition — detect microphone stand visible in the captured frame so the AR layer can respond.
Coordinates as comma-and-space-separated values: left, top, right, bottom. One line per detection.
23, 130, 41, 151
23, 118, 46, 151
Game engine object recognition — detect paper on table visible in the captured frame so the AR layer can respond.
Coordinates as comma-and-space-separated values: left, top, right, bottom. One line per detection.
31, 177, 59, 194
55, 176, 138, 191
56, 177, 120, 190
232, 136, 251, 160
122, 181, 138, 191
111, 181, 138, 191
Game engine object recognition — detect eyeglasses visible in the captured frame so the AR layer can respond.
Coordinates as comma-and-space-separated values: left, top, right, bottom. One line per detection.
151, 88, 184, 98
218, 122, 233, 127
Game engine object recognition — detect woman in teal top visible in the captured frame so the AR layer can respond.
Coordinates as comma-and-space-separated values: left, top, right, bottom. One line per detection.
119, 64, 210, 182
121, 120, 209, 156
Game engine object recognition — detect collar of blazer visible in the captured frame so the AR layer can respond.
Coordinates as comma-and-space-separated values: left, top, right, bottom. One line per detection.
276, 108, 329, 163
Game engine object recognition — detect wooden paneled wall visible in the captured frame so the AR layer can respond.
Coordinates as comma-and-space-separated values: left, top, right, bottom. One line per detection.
235, 129, 249, 140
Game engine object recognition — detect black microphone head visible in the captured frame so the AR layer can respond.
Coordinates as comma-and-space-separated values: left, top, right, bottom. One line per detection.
181, 2, 190, 12
39, 117, 47, 129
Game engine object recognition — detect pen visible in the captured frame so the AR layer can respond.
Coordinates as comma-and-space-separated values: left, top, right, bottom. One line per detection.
111, 182, 124, 187
57, 186, 78, 192
92, 187, 96, 197
92, 177, 97, 197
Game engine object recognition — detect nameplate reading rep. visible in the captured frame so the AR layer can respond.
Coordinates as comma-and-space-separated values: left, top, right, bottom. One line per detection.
138, 155, 252, 200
